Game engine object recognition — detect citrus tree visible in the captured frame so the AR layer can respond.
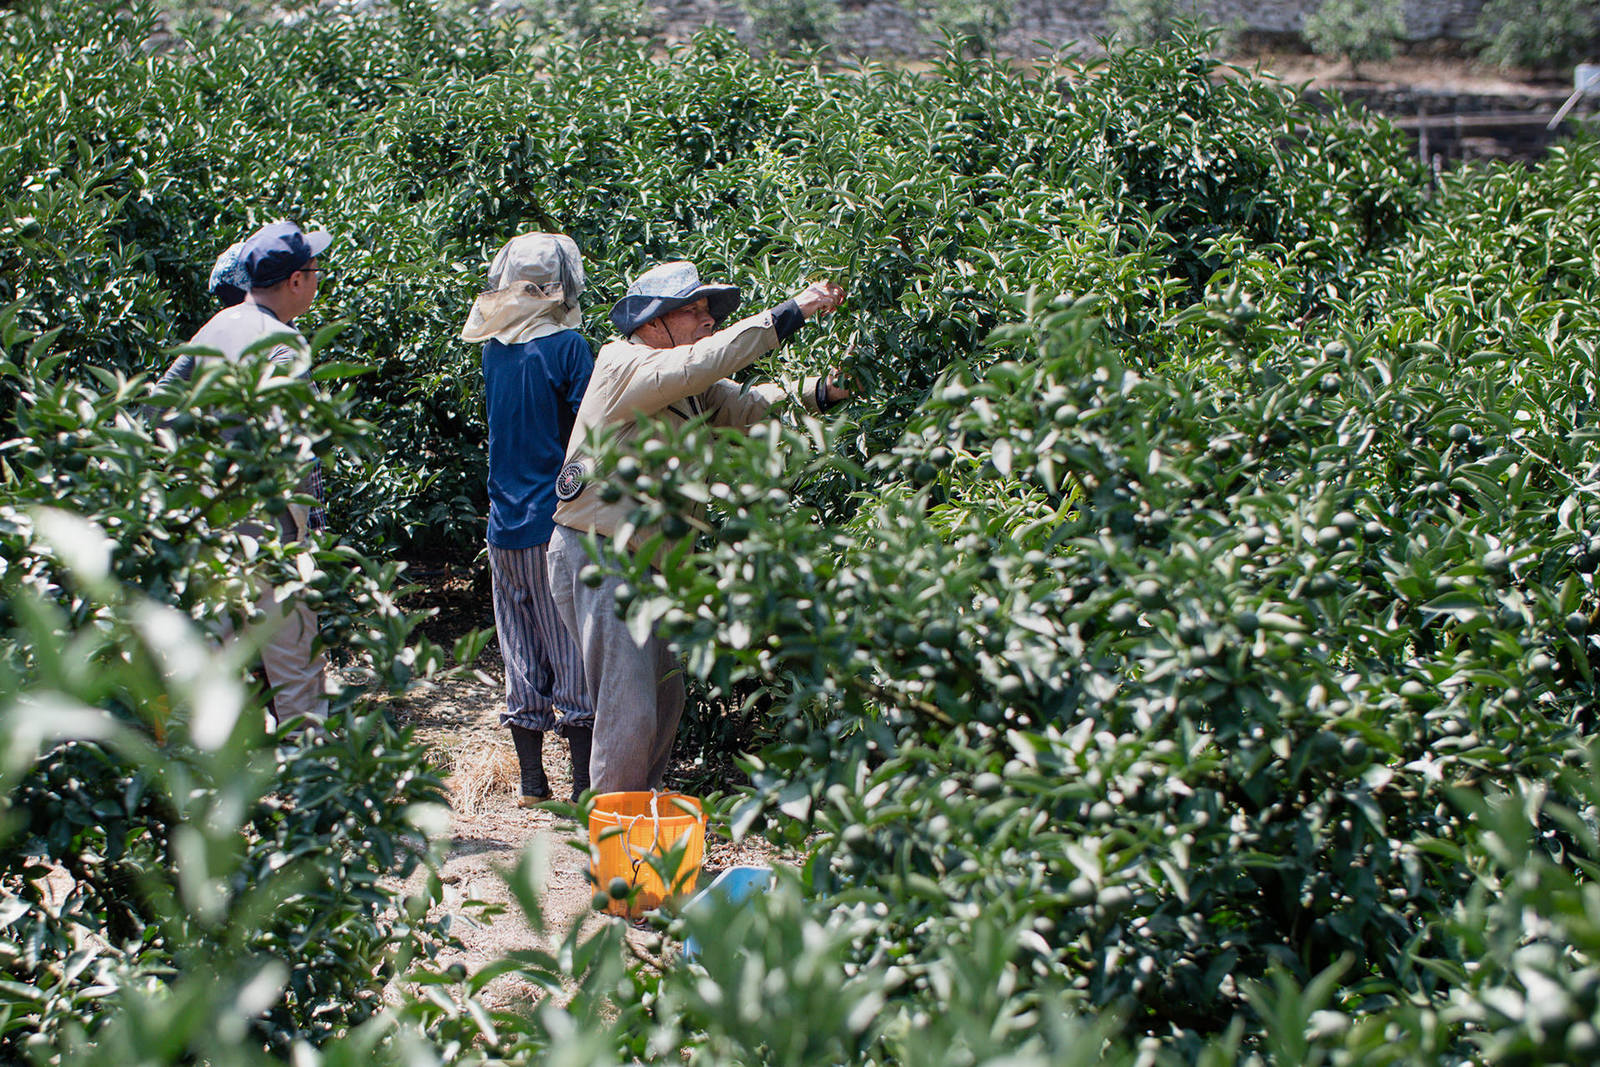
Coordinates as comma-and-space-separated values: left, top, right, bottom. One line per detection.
6, 0, 1600, 1061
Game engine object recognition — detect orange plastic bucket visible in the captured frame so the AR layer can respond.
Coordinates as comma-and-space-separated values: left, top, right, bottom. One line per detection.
588, 791, 705, 917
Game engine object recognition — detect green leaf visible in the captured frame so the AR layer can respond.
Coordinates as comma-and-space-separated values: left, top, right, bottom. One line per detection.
310, 361, 374, 381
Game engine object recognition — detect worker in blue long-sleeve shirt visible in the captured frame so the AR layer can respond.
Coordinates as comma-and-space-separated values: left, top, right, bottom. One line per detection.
462, 232, 597, 804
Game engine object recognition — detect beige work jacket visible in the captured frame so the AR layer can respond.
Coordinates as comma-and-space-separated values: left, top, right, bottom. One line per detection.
552, 306, 824, 561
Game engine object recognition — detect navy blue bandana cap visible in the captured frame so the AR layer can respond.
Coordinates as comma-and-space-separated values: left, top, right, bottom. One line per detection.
208, 241, 250, 302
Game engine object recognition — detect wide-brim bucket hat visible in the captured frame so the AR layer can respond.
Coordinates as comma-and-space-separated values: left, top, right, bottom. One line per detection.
461, 232, 585, 344
610, 261, 740, 337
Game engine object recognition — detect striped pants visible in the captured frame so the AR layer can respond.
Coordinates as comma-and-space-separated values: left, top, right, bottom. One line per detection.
488, 542, 592, 733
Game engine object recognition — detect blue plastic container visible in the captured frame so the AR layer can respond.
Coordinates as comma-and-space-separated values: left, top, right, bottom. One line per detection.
681, 865, 774, 961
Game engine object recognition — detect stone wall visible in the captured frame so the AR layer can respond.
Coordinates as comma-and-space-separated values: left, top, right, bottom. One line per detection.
648, 0, 1488, 57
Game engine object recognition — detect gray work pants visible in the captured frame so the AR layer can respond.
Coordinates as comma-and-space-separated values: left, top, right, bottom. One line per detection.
222, 507, 327, 731
547, 525, 685, 793
219, 580, 328, 730
256, 587, 328, 728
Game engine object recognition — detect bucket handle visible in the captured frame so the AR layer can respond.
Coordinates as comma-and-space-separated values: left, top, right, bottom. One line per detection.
621, 790, 665, 886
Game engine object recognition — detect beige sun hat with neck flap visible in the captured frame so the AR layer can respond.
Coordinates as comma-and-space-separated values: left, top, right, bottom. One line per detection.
461, 232, 586, 345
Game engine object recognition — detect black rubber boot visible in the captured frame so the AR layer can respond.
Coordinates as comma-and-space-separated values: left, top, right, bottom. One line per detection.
509, 724, 551, 805
565, 725, 593, 803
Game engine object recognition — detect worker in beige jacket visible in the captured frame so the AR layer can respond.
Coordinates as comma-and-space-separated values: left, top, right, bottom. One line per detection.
547, 260, 847, 794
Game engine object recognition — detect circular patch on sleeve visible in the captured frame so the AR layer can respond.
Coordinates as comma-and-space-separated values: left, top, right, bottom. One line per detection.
555, 459, 588, 502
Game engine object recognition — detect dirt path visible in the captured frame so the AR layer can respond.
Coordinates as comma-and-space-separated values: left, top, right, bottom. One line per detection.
386, 668, 788, 1010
